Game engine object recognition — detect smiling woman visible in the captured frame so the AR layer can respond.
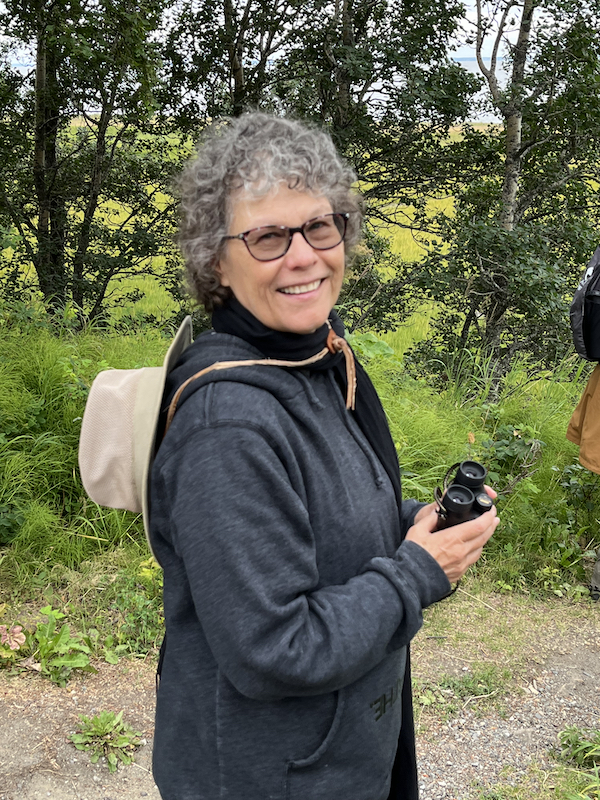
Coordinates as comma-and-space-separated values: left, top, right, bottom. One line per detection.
148, 112, 498, 800
177, 113, 363, 312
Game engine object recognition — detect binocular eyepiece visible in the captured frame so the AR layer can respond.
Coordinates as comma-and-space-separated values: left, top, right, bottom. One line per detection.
436, 460, 493, 529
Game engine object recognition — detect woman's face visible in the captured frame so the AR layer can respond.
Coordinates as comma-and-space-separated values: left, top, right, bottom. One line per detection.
217, 185, 345, 334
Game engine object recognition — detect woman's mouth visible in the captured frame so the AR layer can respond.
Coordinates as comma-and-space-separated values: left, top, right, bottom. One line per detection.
279, 279, 323, 295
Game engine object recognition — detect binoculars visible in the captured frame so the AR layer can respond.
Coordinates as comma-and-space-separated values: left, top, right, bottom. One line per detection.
436, 460, 493, 529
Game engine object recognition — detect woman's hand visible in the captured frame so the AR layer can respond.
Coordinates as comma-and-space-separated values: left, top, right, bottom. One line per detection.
406, 488, 499, 584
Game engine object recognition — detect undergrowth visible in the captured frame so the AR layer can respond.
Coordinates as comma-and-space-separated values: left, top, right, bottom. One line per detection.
70, 710, 142, 773
366, 348, 599, 598
0, 305, 598, 679
556, 726, 600, 800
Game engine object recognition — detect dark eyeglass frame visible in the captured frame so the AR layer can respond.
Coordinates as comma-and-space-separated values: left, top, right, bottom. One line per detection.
222, 212, 349, 262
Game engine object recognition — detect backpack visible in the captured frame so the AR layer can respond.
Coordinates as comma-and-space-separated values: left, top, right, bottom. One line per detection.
78, 316, 354, 561
570, 246, 600, 361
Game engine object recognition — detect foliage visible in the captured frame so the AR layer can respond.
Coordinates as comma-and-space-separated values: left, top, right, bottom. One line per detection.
0, 503, 25, 546
0, 311, 176, 575
337, 231, 420, 333
367, 344, 598, 593
270, 0, 481, 216
556, 463, 600, 529
558, 726, 600, 800
109, 572, 164, 653
479, 422, 545, 489
0, 311, 596, 665
409, 215, 595, 371
0, 622, 26, 665
26, 606, 96, 686
405, 0, 600, 374
346, 332, 394, 360
70, 710, 142, 772
0, 0, 185, 320
560, 728, 600, 770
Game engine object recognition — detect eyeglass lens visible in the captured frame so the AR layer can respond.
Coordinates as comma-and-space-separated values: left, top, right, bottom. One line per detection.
245, 214, 346, 260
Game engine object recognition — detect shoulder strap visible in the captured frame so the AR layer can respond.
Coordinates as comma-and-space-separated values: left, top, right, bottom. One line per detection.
165, 328, 357, 434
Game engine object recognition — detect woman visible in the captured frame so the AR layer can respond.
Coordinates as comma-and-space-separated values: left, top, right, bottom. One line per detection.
149, 112, 498, 800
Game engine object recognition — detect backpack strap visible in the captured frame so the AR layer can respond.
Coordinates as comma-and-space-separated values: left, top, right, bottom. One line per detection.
164, 328, 356, 435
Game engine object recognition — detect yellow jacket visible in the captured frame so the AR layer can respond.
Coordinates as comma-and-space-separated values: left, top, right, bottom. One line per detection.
567, 363, 600, 475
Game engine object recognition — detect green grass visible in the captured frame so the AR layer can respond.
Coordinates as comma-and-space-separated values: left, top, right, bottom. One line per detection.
0, 316, 170, 574
469, 761, 598, 800
381, 307, 433, 357
365, 344, 597, 593
108, 271, 179, 322
0, 301, 597, 664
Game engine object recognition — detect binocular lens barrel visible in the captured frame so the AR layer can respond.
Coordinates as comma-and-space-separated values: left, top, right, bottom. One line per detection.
443, 484, 473, 510
453, 460, 488, 490
437, 459, 491, 529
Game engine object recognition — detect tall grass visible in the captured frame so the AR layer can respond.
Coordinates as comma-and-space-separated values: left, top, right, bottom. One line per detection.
0, 302, 597, 631
382, 308, 433, 357
367, 342, 597, 595
0, 313, 173, 589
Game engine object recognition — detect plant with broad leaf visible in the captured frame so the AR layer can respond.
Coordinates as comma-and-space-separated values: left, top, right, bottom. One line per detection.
27, 606, 96, 687
70, 710, 142, 773
0, 623, 26, 664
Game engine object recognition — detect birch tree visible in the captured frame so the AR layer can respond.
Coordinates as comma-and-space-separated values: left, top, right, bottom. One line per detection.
411, 0, 600, 369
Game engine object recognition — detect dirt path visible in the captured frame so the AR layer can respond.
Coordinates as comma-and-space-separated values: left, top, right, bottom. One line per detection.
0, 659, 159, 800
0, 592, 598, 800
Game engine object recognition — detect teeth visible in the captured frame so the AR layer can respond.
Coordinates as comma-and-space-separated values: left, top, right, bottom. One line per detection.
280, 279, 322, 295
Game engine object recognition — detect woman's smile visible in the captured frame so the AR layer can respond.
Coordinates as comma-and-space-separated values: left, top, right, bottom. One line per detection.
278, 278, 324, 295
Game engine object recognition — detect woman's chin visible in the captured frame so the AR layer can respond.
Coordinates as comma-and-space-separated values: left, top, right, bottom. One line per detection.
275, 307, 331, 335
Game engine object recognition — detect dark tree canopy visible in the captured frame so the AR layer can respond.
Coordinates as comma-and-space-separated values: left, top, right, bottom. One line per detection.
0, 0, 185, 319
0, 0, 598, 363
406, 0, 600, 372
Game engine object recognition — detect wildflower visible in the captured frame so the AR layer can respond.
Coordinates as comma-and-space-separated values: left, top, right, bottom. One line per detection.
0, 624, 26, 651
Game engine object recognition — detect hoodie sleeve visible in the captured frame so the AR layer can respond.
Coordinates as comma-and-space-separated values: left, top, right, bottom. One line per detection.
399, 498, 427, 540
155, 423, 450, 702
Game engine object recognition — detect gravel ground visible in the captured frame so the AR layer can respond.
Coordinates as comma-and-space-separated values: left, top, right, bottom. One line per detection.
413, 595, 600, 799
0, 592, 598, 799
417, 651, 600, 799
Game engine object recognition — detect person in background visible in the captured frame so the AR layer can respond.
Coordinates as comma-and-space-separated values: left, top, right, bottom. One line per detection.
567, 362, 600, 600
148, 112, 499, 800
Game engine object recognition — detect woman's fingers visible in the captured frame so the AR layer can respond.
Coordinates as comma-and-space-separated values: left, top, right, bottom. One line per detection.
413, 501, 438, 525
405, 507, 499, 584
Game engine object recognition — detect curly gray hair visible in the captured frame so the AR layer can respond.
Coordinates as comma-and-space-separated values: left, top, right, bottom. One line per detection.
177, 112, 363, 311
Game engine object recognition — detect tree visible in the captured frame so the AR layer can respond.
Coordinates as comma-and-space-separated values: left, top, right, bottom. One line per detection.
410, 0, 600, 370
274, 0, 481, 221
159, 0, 483, 214
158, 0, 481, 331
337, 231, 420, 333
0, 0, 185, 320
158, 0, 310, 128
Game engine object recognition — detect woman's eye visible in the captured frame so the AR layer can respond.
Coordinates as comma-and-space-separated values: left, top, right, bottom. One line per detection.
253, 229, 286, 245
306, 218, 332, 233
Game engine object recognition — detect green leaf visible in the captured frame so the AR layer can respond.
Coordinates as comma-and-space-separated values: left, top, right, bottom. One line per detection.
103, 649, 119, 665
48, 652, 90, 669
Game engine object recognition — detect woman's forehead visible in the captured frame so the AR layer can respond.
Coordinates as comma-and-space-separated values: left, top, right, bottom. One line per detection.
228, 185, 332, 228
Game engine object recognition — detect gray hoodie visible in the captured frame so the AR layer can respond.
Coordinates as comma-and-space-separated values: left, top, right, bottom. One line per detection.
149, 331, 450, 800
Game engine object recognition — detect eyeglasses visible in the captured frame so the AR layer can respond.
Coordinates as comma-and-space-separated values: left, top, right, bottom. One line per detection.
223, 213, 349, 262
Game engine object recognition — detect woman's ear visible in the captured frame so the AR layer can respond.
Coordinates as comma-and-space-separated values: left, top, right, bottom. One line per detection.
214, 257, 230, 288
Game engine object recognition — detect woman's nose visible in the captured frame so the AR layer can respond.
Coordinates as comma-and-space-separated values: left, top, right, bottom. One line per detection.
285, 230, 317, 265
